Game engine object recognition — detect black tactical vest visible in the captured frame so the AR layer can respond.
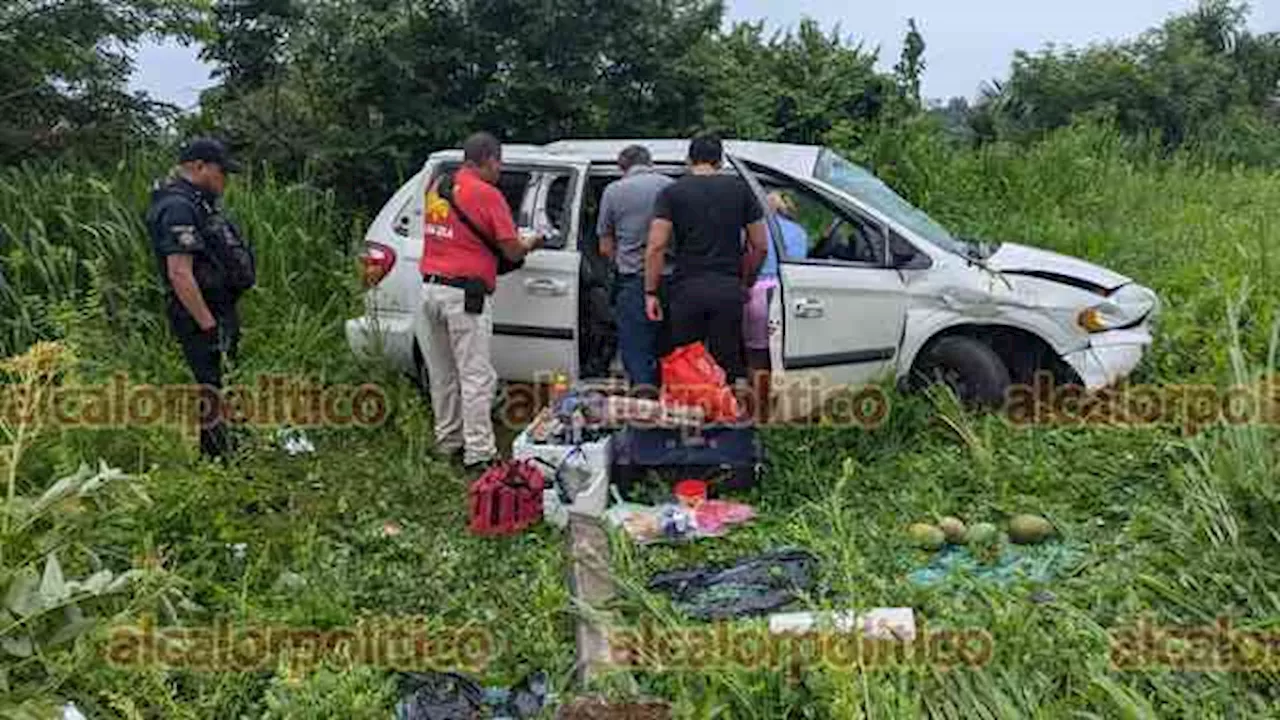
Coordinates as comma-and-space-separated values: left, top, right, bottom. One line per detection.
145, 178, 256, 305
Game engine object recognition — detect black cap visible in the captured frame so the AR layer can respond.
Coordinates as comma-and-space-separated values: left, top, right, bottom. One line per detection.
178, 138, 241, 173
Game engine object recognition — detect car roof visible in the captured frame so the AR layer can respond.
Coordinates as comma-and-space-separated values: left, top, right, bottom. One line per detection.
539, 139, 822, 178
429, 140, 823, 179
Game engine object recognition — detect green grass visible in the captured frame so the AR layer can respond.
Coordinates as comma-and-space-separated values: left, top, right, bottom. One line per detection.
3, 123, 1280, 717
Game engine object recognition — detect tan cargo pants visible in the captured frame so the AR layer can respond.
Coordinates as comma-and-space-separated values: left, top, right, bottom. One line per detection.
416, 283, 498, 465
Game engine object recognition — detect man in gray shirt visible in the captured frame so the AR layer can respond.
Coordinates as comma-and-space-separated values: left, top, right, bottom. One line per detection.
597, 145, 673, 388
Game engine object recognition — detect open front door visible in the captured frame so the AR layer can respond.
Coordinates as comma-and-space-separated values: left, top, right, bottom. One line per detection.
724, 154, 789, 414
726, 156, 909, 421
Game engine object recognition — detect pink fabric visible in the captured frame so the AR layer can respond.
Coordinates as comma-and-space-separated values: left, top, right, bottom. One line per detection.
694, 500, 757, 536
743, 277, 778, 350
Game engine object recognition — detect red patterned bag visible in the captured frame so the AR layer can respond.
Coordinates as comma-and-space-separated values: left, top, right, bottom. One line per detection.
468, 460, 545, 536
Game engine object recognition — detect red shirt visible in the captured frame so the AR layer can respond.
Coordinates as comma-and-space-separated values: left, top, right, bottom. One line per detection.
420, 166, 519, 292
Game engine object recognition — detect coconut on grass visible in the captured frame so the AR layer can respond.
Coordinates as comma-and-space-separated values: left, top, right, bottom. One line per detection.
1008, 514, 1055, 544
965, 522, 999, 547
938, 516, 967, 544
908, 523, 946, 550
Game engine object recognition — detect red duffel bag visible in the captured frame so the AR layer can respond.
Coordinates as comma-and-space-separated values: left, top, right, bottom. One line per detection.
660, 342, 740, 422
468, 460, 545, 536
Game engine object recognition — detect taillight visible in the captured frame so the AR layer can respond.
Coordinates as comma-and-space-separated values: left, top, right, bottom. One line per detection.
360, 241, 397, 288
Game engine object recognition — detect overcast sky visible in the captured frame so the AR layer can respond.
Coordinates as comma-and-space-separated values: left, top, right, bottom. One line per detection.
132, 0, 1278, 110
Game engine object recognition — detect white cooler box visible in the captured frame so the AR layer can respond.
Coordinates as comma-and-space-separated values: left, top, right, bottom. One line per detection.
511, 427, 611, 528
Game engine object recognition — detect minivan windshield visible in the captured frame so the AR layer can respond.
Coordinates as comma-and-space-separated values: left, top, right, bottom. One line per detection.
814, 149, 981, 258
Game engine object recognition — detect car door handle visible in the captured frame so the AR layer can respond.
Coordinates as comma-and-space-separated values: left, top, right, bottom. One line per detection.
794, 298, 825, 318
525, 278, 568, 296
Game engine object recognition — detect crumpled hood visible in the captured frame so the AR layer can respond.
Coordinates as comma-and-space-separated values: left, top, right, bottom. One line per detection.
986, 242, 1132, 294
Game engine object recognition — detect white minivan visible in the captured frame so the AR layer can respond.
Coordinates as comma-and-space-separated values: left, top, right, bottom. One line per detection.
346, 139, 1158, 415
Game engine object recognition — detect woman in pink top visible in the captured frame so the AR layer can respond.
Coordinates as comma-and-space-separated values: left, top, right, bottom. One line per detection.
744, 191, 809, 420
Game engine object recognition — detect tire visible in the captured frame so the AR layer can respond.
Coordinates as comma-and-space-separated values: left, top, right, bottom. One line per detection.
910, 335, 1011, 408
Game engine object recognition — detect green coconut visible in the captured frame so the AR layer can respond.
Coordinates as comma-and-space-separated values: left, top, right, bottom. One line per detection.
938, 516, 967, 544
908, 523, 946, 551
1008, 514, 1055, 544
965, 522, 999, 547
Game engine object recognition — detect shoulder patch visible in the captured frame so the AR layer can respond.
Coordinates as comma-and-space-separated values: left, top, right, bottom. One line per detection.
171, 225, 198, 248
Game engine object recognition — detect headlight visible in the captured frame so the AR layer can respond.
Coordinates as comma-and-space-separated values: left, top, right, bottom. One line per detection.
1078, 284, 1158, 333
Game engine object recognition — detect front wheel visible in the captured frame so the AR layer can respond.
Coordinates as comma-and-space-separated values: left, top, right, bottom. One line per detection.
910, 335, 1011, 409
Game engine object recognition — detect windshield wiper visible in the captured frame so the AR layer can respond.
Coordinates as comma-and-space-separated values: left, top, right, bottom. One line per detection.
956, 236, 995, 260
954, 237, 1013, 289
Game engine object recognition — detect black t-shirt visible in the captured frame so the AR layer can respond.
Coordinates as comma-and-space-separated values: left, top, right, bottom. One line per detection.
653, 173, 763, 279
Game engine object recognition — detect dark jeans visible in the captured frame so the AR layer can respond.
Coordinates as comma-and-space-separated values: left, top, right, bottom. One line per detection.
167, 296, 240, 459
668, 272, 746, 384
614, 274, 663, 388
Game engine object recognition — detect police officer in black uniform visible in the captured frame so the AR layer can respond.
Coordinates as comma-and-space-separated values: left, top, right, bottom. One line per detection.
145, 138, 255, 460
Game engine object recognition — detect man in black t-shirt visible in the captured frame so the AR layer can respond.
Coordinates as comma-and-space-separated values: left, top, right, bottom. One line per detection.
643, 133, 768, 384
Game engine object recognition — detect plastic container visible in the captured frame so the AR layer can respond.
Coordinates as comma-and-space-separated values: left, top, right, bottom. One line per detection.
511, 422, 611, 527
674, 479, 708, 509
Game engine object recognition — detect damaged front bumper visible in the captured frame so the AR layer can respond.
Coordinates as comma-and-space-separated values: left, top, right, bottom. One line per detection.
1062, 327, 1153, 389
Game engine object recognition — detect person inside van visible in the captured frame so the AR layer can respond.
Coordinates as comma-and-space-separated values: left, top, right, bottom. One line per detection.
743, 191, 809, 418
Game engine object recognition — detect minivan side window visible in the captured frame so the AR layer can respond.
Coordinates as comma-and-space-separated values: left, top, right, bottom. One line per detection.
763, 181, 888, 266
538, 172, 573, 250
430, 163, 533, 227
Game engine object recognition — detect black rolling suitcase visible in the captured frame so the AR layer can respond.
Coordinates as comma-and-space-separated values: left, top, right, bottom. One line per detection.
610, 422, 765, 499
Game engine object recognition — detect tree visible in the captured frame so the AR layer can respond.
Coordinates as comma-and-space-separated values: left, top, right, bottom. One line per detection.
201, 0, 298, 96
894, 18, 926, 109
973, 0, 1280, 153
0, 0, 208, 164
699, 19, 894, 146
202, 0, 724, 206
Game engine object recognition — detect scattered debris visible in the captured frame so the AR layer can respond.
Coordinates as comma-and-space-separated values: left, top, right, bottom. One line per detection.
277, 427, 315, 455
226, 542, 248, 561
691, 499, 756, 536
271, 571, 307, 592
646, 548, 819, 620
394, 671, 549, 720
768, 608, 917, 641
395, 672, 483, 720
768, 610, 857, 634
605, 499, 756, 544
488, 671, 550, 719
512, 413, 612, 528
1030, 589, 1057, 604
556, 697, 671, 720
907, 543, 1084, 587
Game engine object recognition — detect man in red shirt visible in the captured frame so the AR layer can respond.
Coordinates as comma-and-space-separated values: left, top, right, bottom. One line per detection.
418, 132, 541, 470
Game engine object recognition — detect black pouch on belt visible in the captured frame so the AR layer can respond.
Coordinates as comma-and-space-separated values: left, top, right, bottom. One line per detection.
461, 279, 487, 314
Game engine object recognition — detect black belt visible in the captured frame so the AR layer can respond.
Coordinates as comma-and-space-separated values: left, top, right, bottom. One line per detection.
422, 273, 471, 289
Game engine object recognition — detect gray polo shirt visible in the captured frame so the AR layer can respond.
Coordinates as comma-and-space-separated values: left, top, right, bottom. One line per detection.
596, 165, 674, 276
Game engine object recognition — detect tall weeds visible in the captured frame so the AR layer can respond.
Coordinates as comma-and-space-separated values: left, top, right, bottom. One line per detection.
0, 154, 363, 383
